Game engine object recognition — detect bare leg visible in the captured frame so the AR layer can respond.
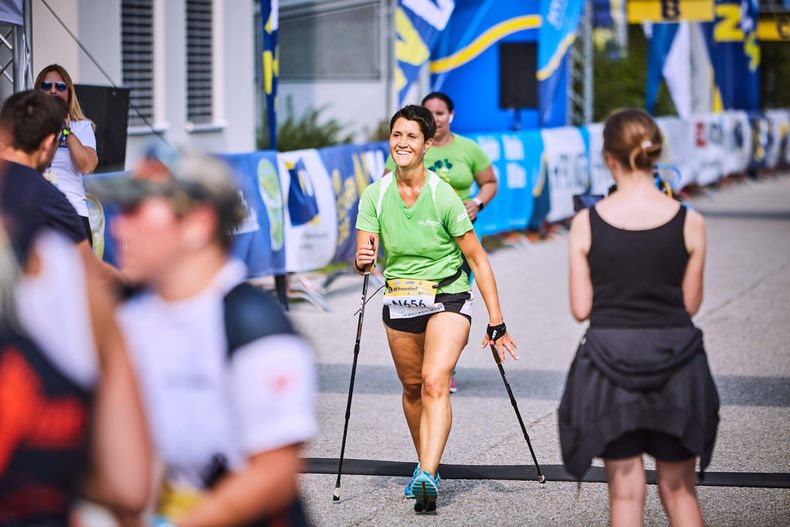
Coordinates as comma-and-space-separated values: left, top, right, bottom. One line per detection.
417, 313, 470, 475
656, 458, 704, 527
385, 326, 425, 456
604, 456, 646, 527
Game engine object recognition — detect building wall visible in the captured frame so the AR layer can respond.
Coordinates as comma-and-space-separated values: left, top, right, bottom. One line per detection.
277, 0, 394, 143
31, 0, 256, 171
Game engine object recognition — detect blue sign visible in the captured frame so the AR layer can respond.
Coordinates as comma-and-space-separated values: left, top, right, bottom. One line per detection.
469, 130, 546, 235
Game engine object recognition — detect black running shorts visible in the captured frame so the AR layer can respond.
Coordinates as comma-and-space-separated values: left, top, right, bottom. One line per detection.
601, 430, 695, 461
383, 292, 472, 334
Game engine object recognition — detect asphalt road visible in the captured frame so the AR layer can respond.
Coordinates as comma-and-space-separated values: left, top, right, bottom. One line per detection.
291, 174, 790, 526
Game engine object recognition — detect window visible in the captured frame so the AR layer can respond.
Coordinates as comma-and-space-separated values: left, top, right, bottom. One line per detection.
121, 0, 154, 127
186, 0, 213, 124
279, 2, 379, 80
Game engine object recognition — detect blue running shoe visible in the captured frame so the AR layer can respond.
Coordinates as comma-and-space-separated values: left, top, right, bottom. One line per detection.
405, 464, 440, 499
412, 469, 439, 513
404, 463, 420, 498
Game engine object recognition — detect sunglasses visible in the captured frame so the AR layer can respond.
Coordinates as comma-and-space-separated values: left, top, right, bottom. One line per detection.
40, 81, 68, 93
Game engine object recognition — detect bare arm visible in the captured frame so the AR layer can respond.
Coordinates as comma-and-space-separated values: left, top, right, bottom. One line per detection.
455, 230, 518, 361
80, 250, 152, 514
568, 209, 593, 322
464, 165, 497, 222
682, 208, 706, 316
177, 445, 303, 527
353, 230, 378, 275
64, 129, 98, 175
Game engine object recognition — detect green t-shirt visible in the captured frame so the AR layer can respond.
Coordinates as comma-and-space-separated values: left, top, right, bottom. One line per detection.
356, 171, 474, 294
385, 133, 492, 201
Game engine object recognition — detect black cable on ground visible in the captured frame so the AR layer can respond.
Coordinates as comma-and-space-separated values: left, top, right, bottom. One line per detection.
303, 458, 790, 489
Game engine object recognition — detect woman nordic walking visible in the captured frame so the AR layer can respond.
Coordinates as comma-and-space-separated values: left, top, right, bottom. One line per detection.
384, 92, 497, 393
354, 105, 517, 513
559, 109, 719, 526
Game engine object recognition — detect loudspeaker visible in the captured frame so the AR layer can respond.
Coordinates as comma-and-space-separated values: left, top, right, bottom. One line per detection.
499, 42, 538, 109
74, 84, 130, 173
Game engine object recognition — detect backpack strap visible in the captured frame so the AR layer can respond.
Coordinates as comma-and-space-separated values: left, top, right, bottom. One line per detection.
223, 282, 295, 358
375, 173, 394, 220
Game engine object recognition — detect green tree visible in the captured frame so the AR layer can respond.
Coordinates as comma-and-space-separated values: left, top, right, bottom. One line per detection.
593, 25, 676, 121
258, 96, 355, 152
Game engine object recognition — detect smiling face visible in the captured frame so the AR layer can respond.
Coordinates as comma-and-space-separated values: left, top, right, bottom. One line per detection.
423, 97, 452, 142
389, 117, 432, 171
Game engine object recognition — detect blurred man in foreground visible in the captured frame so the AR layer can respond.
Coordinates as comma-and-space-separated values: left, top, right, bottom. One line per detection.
96, 153, 316, 526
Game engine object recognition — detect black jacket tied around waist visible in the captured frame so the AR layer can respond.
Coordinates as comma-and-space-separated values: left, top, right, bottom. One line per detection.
558, 327, 719, 481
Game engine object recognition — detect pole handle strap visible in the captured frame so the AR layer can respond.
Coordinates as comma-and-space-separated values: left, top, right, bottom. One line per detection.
486, 322, 507, 341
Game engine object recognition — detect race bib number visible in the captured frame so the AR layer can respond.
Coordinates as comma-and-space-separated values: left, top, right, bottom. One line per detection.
384, 278, 444, 319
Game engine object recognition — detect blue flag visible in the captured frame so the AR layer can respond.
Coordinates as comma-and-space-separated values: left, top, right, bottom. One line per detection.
262, 0, 279, 149
537, 0, 585, 126
702, 0, 760, 111
396, 0, 455, 106
646, 23, 679, 114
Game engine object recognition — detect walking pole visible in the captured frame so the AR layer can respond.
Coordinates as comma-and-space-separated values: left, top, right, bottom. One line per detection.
489, 340, 546, 483
333, 236, 375, 501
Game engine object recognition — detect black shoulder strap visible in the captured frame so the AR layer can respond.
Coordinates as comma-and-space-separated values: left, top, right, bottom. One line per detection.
223, 282, 295, 358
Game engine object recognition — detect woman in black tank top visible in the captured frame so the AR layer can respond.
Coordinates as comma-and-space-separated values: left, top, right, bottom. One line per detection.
559, 110, 718, 527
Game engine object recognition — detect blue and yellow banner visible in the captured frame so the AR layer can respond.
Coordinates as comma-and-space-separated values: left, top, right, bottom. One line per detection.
221, 151, 286, 276
703, 0, 760, 111
758, 13, 790, 41
538, 0, 585, 126
429, 1, 543, 132
396, 0, 455, 106
262, 0, 279, 148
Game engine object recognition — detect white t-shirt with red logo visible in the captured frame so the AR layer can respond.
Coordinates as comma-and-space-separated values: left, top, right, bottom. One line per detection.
118, 261, 316, 490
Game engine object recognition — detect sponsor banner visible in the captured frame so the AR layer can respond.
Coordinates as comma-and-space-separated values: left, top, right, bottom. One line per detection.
722, 110, 752, 175
765, 109, 790, 169
748, 113, 772, 170
220, 151, 286, 277
690, 113, 727, 186
468, 130, 545, 236
583, 122, 615, 195
317, 142, 388, 265
276, 149, 338, 273
656, 116, 696, 188
540, 127, 589, 222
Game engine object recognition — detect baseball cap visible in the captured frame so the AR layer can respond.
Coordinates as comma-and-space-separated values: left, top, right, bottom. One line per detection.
87, 149, 245, 224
